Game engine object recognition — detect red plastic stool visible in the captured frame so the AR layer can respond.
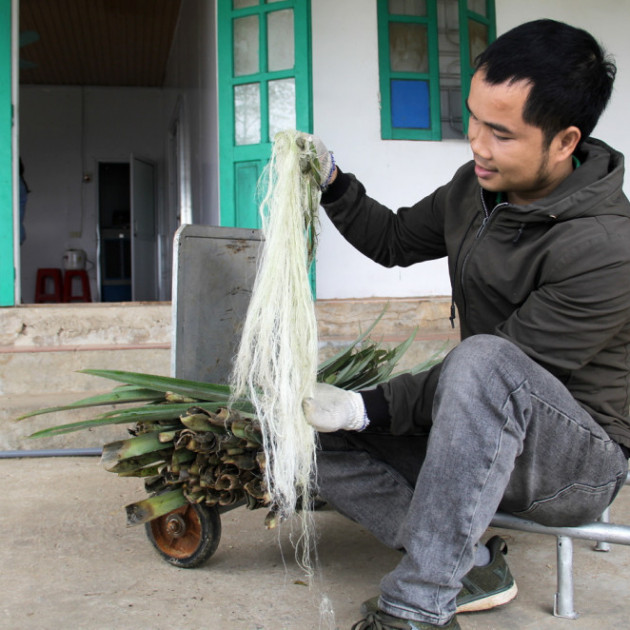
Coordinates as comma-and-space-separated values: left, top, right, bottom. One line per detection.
63, 270, 92, 302
35, 268, 63, 303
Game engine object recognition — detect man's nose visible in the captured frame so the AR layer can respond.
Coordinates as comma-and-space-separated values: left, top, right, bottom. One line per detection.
469, 124, 490, 159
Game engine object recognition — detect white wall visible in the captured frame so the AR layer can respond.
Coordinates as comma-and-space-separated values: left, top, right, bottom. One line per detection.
311, 0, 630, 300
164, 0, 219, 226
19, 86, 174, 303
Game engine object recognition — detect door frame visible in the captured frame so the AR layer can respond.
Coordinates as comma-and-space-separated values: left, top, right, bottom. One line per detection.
0, 0, 16, 306
130, 153, 157, 301
95, 155, 158, 302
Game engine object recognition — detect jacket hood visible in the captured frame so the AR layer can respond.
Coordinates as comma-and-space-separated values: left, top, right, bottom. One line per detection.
480, 138, 630, 226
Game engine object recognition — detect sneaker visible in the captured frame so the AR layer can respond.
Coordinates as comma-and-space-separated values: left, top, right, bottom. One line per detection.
456, 536, 518, 612
352, 610, 460, 630
360, 536, 517, 617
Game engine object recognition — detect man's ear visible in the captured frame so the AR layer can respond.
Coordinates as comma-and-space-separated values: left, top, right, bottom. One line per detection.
553, 126, 581, 160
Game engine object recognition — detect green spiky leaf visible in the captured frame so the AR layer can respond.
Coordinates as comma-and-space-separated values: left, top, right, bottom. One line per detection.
28, 403, 199, 438
79, 369, 234, 402
125, 488, 187, 526
17, 386, 163, 420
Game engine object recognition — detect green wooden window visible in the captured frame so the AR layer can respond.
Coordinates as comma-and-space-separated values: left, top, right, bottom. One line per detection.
378, 0, 495, 141
377, 0, 440, 141
218, 0, 312, 229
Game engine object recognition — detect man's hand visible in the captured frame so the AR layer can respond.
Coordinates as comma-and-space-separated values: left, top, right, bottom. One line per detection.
302, 382, 369, 432
296, 133, 337, 189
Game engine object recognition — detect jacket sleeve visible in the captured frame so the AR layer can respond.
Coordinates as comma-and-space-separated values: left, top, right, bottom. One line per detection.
320, 169, 452, 435
495, 224, 630, 376
321, 171, 448, 267
379, 362, 443, 435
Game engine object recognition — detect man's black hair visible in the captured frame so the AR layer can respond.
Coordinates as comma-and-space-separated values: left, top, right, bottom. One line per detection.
474, 19, 616, 147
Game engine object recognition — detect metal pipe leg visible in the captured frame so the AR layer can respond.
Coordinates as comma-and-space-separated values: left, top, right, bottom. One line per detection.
554, 535, 579, 619
594, 508, 611, 552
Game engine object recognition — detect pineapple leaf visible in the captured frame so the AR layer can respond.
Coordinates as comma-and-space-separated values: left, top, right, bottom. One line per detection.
78, 369, 234, 402
16, 386, 163, 421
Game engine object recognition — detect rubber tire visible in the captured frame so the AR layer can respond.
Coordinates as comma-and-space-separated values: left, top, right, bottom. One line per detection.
144, 502, 222, 568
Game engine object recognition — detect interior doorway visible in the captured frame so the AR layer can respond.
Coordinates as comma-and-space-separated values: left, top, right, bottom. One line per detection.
98, 157, 157, 302
98, 162, 131, 301
17, 0, 181, 304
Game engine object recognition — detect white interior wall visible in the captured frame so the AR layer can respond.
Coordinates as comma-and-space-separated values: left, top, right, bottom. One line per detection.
164, 0, 219, 226
311, 0, 630, 300
19, 86, 173, 303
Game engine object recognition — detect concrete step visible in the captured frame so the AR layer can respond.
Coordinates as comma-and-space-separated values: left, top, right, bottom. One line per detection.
0, 303, 172, 397
0, 347, 171, 396
1, 391, 136, 451
1, 303, 173, 450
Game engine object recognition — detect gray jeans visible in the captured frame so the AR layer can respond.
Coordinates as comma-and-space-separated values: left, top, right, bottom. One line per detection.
316, 335, 628, 625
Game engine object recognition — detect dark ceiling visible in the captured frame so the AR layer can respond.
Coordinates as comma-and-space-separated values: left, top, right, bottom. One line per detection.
19, 0, 182, 87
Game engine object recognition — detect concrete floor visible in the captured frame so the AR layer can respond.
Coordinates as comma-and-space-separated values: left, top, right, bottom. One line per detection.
2, 456, 629, 630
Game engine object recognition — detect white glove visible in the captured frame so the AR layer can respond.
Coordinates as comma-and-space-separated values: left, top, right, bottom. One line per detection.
302, 382, 369, 432
296, 133, 336, 189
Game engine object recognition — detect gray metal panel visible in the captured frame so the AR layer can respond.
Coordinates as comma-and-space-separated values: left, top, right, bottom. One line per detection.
171, 224, 263, 383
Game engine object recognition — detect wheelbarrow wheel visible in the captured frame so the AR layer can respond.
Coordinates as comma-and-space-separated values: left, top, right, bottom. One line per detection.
145, 503, 221, 568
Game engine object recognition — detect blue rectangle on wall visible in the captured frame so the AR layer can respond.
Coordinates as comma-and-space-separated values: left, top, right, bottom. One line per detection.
391, 80, 430, 129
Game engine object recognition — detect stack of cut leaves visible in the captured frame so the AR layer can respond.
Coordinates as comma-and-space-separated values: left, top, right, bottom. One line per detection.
21, 312, 439, 531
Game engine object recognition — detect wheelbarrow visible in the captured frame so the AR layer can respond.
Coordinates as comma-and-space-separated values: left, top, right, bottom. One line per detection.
151, 225, 262, 568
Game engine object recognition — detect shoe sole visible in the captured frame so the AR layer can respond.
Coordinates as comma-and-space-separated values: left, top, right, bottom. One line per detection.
456, 582, 518, 613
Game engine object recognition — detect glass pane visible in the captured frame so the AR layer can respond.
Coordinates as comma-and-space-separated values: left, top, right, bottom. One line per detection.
389, 23, 428, 73
267, 9, 294, 71
268, 78, 296, 140
468, 19, 488, 66
467, 0, 487, 16
391, 80, 430, 129
234, 15, 259, 76
234, 83, 261, 145
235, 162, 261, 228
266, 0, 284, 3
388, 0, 427, 16
233, 0, 258, 8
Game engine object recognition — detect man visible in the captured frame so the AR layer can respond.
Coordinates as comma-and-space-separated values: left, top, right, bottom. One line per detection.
301, 19, 630, 630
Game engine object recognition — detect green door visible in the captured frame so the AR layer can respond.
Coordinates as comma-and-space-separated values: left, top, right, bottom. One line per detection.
0, 0, 13, 306
218, 0, 312, 229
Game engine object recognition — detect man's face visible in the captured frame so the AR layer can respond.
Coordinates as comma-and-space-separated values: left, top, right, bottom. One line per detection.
467, 70, 566, 206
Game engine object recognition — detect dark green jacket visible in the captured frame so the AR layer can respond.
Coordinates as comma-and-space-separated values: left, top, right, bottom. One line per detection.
322, 139, 630, 449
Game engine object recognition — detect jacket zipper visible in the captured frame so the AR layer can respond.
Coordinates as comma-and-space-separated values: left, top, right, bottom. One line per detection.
454, 189, 509, 327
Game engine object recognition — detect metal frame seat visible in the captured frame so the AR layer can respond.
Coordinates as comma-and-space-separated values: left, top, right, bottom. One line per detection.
491, 471, 630, 619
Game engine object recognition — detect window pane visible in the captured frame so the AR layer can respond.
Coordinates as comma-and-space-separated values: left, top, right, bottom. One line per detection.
389, 23, 428, 73
388, 0, 427, 16
267, 9, 294, 71
268, 78, 296, 140
467, 0, 487, 16
391, 80, 430, 129
234, 0, 258, 8
468, 19, 488, 66
266, 0, 284, 3
234, 83, 261, 145
235, 162, 261, 228
234, 15, 259, 76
